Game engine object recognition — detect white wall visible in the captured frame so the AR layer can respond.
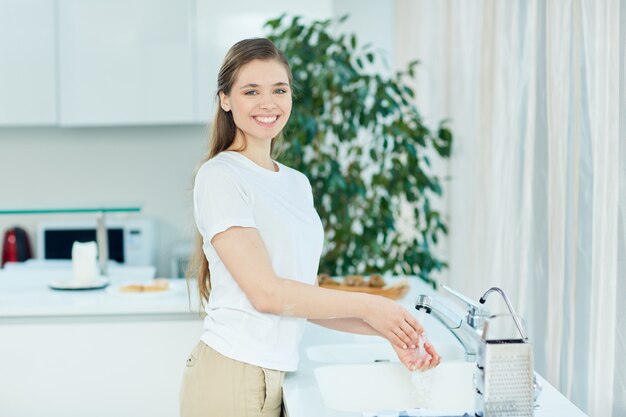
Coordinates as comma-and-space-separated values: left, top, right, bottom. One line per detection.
334, 0, 395, 68
0, 126, 206, 276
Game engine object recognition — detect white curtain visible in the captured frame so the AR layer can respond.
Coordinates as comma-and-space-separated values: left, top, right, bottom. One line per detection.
394, 1, 625, 416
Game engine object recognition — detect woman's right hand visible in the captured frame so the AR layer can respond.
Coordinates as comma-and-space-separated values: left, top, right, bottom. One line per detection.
363, 295, 425, 349
391, 337, 441, 371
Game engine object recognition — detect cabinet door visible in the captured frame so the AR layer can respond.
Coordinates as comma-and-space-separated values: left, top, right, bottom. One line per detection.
0, 0, 57, 126
194, 0, 333, 124
58, 0, 194, 126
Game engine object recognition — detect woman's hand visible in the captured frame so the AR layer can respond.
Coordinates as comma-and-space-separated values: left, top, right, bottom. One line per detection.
363, 295, 425, 350
391, 336, 441, 371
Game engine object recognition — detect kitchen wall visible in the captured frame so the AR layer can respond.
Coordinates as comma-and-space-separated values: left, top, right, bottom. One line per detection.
334, 0, 395, 69
0, 126, 206, 276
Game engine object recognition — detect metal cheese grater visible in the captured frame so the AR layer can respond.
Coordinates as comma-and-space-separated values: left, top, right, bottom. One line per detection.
474, 288, 534, 417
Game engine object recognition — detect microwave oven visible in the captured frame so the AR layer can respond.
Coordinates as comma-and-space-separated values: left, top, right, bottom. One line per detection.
36, 218, 156, 266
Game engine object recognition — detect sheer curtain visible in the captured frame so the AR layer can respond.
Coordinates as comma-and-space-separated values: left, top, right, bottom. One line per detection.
394, 1, 625, 416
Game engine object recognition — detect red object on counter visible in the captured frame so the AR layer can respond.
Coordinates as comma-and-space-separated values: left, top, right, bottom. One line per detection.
1, 227, 33, 267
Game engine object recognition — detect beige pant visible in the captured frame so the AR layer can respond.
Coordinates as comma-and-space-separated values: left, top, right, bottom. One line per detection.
180, 341, 285, 417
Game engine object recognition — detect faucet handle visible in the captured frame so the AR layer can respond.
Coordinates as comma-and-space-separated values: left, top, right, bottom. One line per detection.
441, 285, 489, 314
441, 285, 489, 330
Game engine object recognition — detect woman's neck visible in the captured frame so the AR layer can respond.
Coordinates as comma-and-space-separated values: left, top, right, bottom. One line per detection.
227, 135, 276, 172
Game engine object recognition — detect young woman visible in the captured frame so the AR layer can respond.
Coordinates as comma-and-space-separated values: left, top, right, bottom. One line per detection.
180, 38, 440, 417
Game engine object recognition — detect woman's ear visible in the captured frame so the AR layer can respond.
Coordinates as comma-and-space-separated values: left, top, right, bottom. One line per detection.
219, 92, 231, 112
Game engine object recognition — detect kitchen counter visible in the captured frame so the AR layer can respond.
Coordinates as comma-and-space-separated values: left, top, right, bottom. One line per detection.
0, 268, 202, 417
283, 278, 589, 417
0, 270, 588, 417
0, 267, 198, 319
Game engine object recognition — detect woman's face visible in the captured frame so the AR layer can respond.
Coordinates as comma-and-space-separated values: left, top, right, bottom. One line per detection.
220, 59, 292, 144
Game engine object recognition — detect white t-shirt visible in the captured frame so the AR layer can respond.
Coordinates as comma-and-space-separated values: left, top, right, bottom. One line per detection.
193, 150, 325, 371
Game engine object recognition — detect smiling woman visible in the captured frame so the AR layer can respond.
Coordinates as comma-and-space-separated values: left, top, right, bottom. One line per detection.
219, 59, 292, 156
180, 38, 440, 417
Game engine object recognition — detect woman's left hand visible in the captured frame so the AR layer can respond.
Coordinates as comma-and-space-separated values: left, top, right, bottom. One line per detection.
391, 337, 441, 372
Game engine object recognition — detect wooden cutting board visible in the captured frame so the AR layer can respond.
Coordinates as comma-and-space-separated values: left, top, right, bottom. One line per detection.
319, 279, 410, 300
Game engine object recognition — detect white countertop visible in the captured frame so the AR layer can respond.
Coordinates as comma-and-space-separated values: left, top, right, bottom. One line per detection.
0, 267, 198, 319
0, 268, 589, 416
283, 278, 589, 417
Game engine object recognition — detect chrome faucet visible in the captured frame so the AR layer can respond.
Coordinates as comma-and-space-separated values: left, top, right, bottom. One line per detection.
415, 285, 489, 362
417, 286, 543, 409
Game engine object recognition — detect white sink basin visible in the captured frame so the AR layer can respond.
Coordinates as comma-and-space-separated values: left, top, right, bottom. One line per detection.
314, 362, 476, 414
306, 342, 465, 364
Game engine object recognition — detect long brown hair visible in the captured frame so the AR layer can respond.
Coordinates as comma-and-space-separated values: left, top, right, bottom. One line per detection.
187, 38, 293, 311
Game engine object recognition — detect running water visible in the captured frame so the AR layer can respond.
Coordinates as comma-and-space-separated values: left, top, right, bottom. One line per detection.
411, 309, 432, 408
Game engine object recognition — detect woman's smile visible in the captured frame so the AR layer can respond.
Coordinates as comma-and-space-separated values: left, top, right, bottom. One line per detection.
252, 115, 280, 127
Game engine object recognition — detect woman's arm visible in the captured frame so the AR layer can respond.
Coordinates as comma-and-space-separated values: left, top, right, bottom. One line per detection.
308, 318, 380, 336
212, 226, 423, 349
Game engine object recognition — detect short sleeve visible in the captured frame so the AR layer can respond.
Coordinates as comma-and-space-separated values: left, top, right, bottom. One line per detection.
193, 161, 257, 243
301, 173, 315, 207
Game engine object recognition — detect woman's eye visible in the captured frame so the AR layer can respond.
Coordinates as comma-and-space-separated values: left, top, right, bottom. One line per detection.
274, 88, 288, 94
244, 90, 258, 96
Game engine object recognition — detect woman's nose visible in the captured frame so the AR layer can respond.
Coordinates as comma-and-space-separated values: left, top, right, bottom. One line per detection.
259, 95, 277, 109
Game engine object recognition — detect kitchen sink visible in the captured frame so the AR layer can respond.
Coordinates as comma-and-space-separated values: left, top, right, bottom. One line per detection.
314, 361, 476, 414
306, 342, 465, 364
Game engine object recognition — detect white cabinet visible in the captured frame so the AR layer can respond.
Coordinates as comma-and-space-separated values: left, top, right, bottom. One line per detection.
0, 317, 202, 417
0, 0, 57, 126
0, 0, 340, 127
194, 0, 333, 123
58, 0, 195, 126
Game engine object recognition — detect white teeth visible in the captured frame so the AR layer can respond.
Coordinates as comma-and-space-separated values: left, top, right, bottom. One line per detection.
254, 116, 277, 123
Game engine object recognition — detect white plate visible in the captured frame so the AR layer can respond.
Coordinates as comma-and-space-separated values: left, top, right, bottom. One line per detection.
48, 277, 110, 291
106, 280, 182, 297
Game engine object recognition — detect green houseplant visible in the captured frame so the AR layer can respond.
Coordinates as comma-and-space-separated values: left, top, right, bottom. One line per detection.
265, 15, 453, 287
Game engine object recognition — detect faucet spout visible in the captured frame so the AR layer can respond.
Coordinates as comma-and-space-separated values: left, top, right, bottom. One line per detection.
415, 294, 484, 362
480, 287, 528, 341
